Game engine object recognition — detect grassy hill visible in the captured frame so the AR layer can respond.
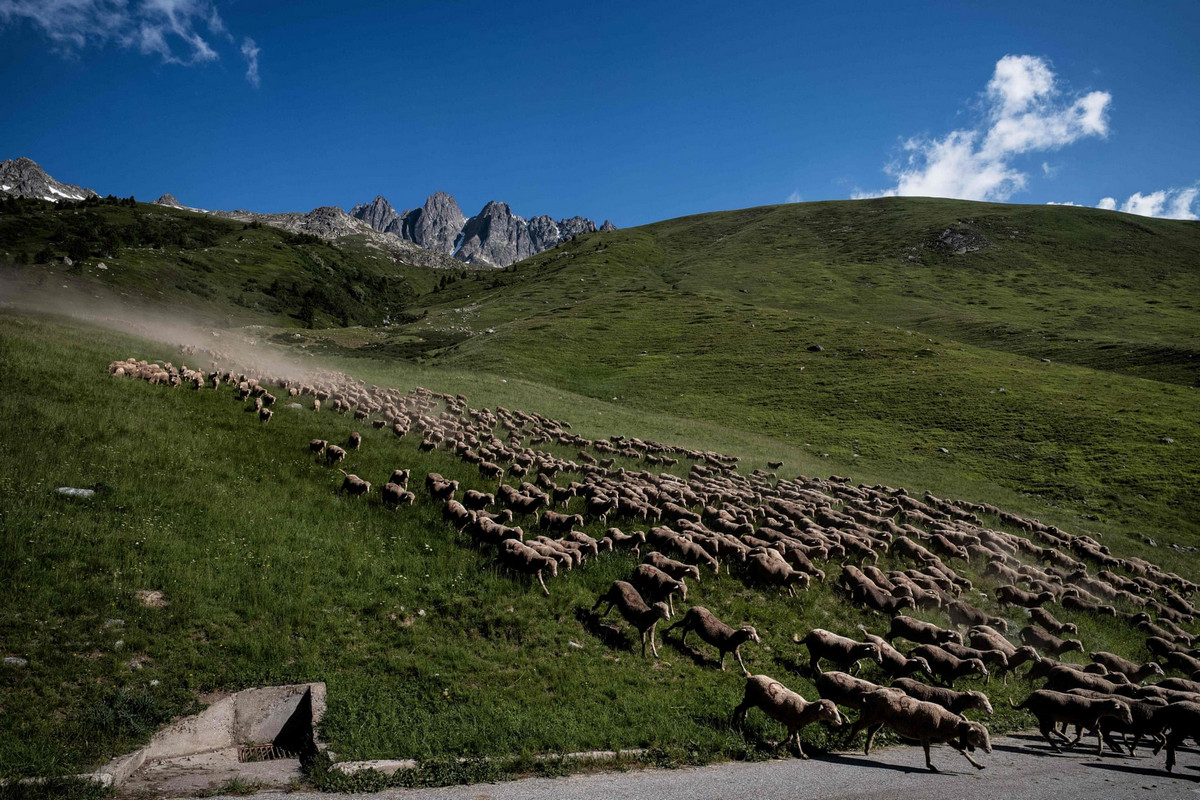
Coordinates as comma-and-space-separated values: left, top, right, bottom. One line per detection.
1, 196, 1198, 792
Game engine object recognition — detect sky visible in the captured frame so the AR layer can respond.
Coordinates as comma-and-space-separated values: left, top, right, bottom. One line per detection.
1, 0, 1197, 226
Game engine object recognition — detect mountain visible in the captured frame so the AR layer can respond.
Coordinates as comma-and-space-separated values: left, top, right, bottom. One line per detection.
350, 190, 612, 267
0, 157, 97, 202
153, 193, 183, 208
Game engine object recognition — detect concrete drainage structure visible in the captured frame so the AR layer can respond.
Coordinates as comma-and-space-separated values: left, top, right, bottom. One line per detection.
93, 682, 325, 796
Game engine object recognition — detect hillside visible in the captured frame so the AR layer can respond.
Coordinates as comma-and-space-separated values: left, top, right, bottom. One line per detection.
1, 196, 1199, 794
321, 198, 1200, 553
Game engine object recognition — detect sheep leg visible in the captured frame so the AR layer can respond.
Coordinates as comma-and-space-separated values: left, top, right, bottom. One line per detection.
1166, 734, 1180, 772
956, 744, 986, 770
735, 648, 748, 674
922, 740, 938, 772
648, 623, 661, 659
1039, 722, 1063, 751
536, 570, 549, 597
864, 723, 884, 755
730, 699, 752, 729
789, 728, 808, 759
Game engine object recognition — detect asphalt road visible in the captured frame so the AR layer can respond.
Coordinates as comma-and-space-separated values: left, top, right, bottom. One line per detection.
186, 734, 1200, 800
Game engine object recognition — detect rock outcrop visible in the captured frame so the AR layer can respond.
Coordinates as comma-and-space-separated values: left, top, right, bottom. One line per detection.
0, 157, 97, 202
154, 193, 183, 208
350, 191, 615, 267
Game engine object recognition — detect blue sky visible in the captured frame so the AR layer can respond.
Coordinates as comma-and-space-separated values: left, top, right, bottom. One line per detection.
1, 1, 1197, 226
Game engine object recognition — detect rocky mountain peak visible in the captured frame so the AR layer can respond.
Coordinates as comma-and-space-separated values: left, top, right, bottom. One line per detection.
154, 193, 182, 208
0, 157, 97, 202
600, 220, 617, 232
349, 195, 402, 235
348, 189, 614, 267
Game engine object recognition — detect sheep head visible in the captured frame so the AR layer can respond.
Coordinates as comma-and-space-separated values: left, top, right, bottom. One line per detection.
968, 690, 994, 715
939, 629, 965, 645
1062, 639, 1085, 654
652, 602, 671, 622
958, 720, 992, 754
1106, 700, 1134, 727
740, 626, 761, 645
814, 698, 846, 726
967, 659, 989, 679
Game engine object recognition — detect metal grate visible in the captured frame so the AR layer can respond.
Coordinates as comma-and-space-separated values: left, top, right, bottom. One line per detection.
237, 744, 295, 762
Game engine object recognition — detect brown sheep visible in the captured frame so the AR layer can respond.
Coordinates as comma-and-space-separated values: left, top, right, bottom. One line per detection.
258, 408, 273, 423
947, 600, 1007, 632
1028, 606, 1076, 636
427, 477, 460, 503
995, 584, 1056, 608
347, 431, 362, 450
847, 688, 992, 771
498, 538, 557, 596
380, 483, 415, 507
338, 470, 371, 497
801, 629, 882, 675
1019, 625, 1084, 657
604, 528, 646, 557
1010, 690, 1132, 755
814, 671, 882, 710
731, 674, 845, 757
892, 677, 994, 716
885, 615, 963, 647
462, 489, 494, 511
591, 580, 671, 658
664, 606, 759, 672
643, 551, 701, 583
909, 644, 989, 687
325, 445, 346, 465
388, 468, 410, 488
746, 550, 809, 596
1088, 652, 1164, 683
630, 564, 688, 618
542, 510, 584, 533
857, 630, 933, 681
1151, 701, 1200, 772
309, 439, 327, 455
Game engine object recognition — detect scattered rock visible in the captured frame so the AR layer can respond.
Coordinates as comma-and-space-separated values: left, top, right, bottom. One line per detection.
136, 589, 168, 608
568, 641, 584, 649
1160, 437, 1175, 445
57, 486, 95, 498
1041, 358, 1051, 363
104, 618, 125, 629
937, 447, 950, 454
3, 656, 28, 667
285, 402, 304, 410
807, 344, 824, 352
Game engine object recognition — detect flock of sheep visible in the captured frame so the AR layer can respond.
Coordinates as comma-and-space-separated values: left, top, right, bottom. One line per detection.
108, 353, 1200, 775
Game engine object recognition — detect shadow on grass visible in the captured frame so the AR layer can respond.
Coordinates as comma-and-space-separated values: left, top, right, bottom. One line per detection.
575, 606, 633, 653
661, 634, 717, 669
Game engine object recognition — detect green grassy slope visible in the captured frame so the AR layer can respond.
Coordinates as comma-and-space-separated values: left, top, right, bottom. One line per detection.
381, 199, 1199, 551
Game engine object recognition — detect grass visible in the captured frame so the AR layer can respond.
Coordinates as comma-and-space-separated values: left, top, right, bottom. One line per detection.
0, 195, 1197, 787
0, 309, 1188, 785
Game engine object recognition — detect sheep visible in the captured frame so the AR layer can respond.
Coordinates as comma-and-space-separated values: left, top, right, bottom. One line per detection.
629, 564, 688, 617
325, 445, 347, 465
427, 477, 459, 503
857, 629, 933, 680
442, 499, 474, 530
347, 431, 362, 450
338, 470, 371, 498
499, 538, 557, 596
892, 678, 994, 716
1028, 606, 1077, 636
388, 468, 410, 488
309, 439, 328, 455
591, 580, 671, 658
947, 600, 1007, 632
643, 551, 701, 583
462, 489, 494, 511
1089, 652, 1165, 683
258, 408, 273, 423
801, 629, 882, 675
934, 641, 1012, 684
1064, 689, 1167, 755
1150, 701, 1200, 772
1043, 665, 1128, 696
885, 615, 963, 647
909, 644, 989, 687
673, 538, 720, 577
846, 688, 991, 772
746, 550, 809, 596
995, 584, 1056, 608
1019, 625, 1084, 657
664, 606, 759, 672
542, 510, 584, 533
380, 482, 415, 507
1010, 690, 1133, 755
604, 527, 646, 557
478, 461, 504, 482
731, 673, 845, 757
813, 670, 883, 710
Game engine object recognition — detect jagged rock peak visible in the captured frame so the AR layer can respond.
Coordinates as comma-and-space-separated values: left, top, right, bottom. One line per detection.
455, 201, 535, 267
400, 191, 465, 255
600, 220, 617, 232
349, 195, 402, 235
0, 157, 97, 202
154, 193, 182, 208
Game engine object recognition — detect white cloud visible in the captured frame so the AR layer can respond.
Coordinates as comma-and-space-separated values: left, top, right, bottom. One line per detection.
863, 55, 1111, 202
1046, 201, 1079, 206
1107, 187, 1198, 220
0, 0, 258, 80
786, 190, 803, 204
241, 36, 259, 88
